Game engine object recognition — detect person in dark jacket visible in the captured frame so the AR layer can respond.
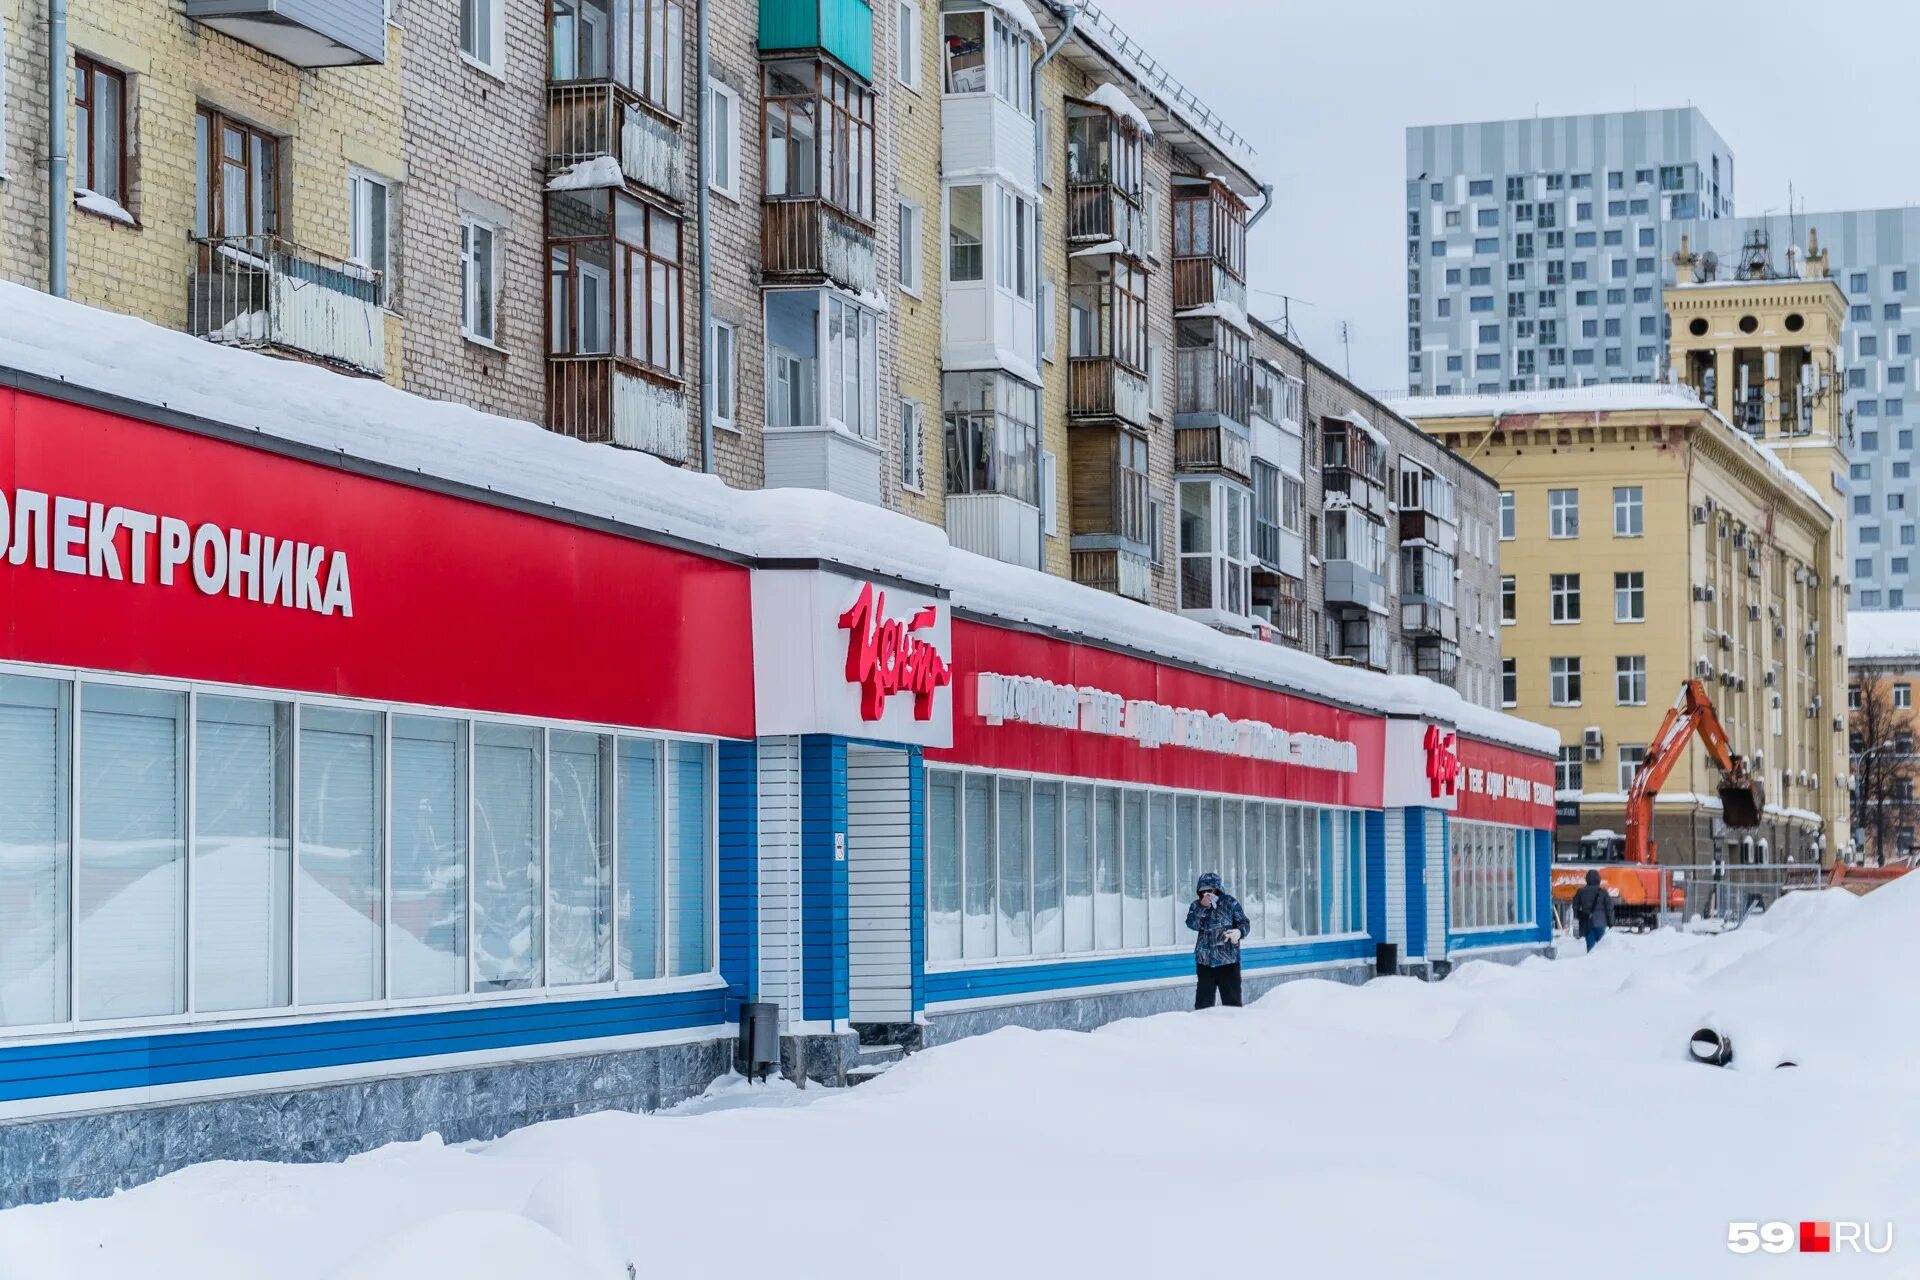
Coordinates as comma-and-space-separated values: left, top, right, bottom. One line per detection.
1571, 869, 1614, 952
1186, 871, 1252, 1008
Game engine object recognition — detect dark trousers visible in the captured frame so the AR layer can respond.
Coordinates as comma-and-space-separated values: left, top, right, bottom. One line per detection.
1195, 962, 1243, 1009
1583, 925, 1607, 952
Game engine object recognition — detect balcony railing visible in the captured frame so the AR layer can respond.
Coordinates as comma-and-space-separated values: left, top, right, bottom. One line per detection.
547, 356, 689, 463
1071, 547, 1152, 602
1413, 638, 1461, 684
1067, 356, 1150, 427
1066, 182, 1144, 253
1175, 346, 1253, 428
1324, 465, 1388, 520
1172, 256, 1247, 315
1397, 508, 1456, 549
548, 81, 685, 201
189, 235, 384, 375
761, 198, 877, 294
1173, 425, 1251, 481
1400, 599, 1459, 642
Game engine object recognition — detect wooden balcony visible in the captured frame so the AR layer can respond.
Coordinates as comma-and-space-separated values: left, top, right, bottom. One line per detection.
1400, 598, 1458, 642
1068, 426, 1151, 553
1067, 356, 1150, 428
1071, 547, 1152, 603
547, 81, 685, 202
1172, 256, 1247, 315
546, 355, 689, 464
761, 197, 876, 294
1173, 424, 1251, 482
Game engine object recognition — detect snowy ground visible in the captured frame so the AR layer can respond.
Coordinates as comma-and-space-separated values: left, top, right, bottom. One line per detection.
4, 882, 1919, 1280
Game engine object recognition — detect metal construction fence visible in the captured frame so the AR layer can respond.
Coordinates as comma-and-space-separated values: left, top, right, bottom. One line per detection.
1652, 863, 1827, 931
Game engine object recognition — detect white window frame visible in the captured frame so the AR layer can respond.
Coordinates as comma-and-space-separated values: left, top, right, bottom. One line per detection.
1617, 744, 1646, 791
1549, 573, 1581, 624
1501, 657, 1517, 707
710, 319, 737, 430
897, 195, 923, 296
1613, 485, 1643, 537
896, 0, 921, 92
1548, 488, 1579, 538
764, 288, 881, 442
348, 168, 393, 307
1614, 570, 1644, 623
1498, 490, 1515, 539
1147, 340, 1165, 417
1550, 656, 1581, 707
1143, 177, 1163, 260
901, 399, 926, 492
707, 79, 740, 201
1040, 276, 1056, 362
458, 0, 504, 77
458, 216, 499, 347
1615, 655, 1646, 706
1041, 448, 1058, 535
1896, 683, 1913, 710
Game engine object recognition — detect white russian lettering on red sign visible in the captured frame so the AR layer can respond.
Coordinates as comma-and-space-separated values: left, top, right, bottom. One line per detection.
0, 487, 353, 617
977, 671, 1359, 774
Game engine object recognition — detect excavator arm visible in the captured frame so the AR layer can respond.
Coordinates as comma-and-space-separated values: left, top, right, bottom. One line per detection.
1623, 679, 1762, 865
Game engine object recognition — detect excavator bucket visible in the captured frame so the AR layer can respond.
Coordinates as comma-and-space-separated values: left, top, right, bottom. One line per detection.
1717, 777, 1764, 829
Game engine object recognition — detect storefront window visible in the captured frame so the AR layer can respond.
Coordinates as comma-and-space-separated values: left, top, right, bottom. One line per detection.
926, 766, 1362, 965
0, 670, 718, 1041
944, 370, 1041, 505
1449, 822, 1532, 930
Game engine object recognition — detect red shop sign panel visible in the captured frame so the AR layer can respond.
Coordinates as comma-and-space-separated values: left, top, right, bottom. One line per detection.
0, 387, 755, 738
1455, 735, 1556, 827
930, 619, 1385, 809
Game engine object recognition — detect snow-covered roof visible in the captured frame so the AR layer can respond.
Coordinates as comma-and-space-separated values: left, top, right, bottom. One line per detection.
980, 0, 1042, 43
1087, 83, 1153, 139
544, 156, 624, 192
0, 283, 1556, 756
1847, 610, 1920, 662
1327, 410, 1389, 450
1387, 384, 1832, 519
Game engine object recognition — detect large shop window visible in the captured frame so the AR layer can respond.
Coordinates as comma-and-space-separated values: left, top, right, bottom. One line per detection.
0, 672, 718, 1037
1449, 821, 1535, 931
765, 289, 881, 439
928, 768, 1365, 966
943, 370, 1041, 506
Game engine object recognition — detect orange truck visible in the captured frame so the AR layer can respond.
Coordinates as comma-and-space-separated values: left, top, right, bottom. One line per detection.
1552, 680, 1762, 931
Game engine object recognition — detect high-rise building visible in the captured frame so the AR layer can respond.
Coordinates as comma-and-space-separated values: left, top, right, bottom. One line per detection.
1405, 108, 1734, 398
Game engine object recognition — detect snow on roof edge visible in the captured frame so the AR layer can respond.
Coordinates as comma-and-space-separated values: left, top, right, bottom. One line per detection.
1847, 610, 1920, 661
0, 283, 1555, 756
1087, 82, 1154, 140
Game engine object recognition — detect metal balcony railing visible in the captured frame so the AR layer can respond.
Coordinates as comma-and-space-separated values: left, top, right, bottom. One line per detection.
761, 198, 877, 294
547, 81, 685, 201
1066, 182, 1143, 251
189, 235, 384, 375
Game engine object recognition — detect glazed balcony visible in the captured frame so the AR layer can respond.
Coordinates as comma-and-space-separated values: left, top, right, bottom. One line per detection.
189, 234, 385, 376
1067, 356, 1150, 428
547, 81, 686, 202
546, 356, 690, 464
1400, 599, 1459, 642
1175, 344, 1253, 432
1067, 183, 1144, 255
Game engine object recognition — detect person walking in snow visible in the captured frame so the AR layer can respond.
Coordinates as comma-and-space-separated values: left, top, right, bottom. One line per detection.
1187, 871, 1252, 1008
1571, 868, 1613, 952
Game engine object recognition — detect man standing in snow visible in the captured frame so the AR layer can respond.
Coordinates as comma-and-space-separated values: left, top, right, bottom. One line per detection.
1187, 872, 1252, 1008
1571, 869, 1613, 952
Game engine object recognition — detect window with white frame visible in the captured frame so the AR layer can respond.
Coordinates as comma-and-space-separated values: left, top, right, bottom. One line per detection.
1041, 449, 1058, 535
896, 0, 920, 89
927, 768, 1363, 963
1614, 570, 1644, 622
765, 289, 880, 439
0, 671, 716, 1036
1617, 743, 1646, 791
707, 79, 740, 199
1613, 485, 1643, 536
459, 217, 497, 344
1550, 656, 1581, 705
349, 169, 392, 306
1501, 574, 1516, 624
1499, 490, 1515, 539
710, 319, 737, 428
1548, 487, 1579, 537
947, 184, 984, 281
994, 186, 1033, 299
1502, 657, 1517, 706
1898, 683, 1914, 710
1143, 177, 1163, 259
1615, 655, 1646, 705
1179, 478, 1253, 621
1549, 572, 1580, 622
901, 399, 926, 491
459, 0, 501, 72
1448, 821, 1531, 930
941, 8, 1032, 113
898, 196, 923, 294
943, 370, 1039, 504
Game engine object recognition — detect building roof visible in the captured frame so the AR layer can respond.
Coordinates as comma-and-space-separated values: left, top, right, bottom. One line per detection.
1848, 611, 1920, 663
1386, 384, 1833, 519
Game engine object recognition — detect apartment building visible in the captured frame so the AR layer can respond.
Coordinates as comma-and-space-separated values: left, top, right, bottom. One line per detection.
1845, 609, 1920, 863
0, 0, 403, 376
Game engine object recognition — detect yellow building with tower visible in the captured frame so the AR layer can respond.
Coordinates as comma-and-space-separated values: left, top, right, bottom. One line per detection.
1394, 280, 1850, 865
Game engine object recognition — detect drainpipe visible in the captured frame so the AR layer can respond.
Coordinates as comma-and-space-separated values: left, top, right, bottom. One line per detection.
1031, 5, 1076, 564
1247, 182, 1274, 231
696, 0, 713, 471
48, 0, 69, 297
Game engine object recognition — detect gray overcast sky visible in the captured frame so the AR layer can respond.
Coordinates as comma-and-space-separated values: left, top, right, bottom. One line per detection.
1093, 0, 1920, 395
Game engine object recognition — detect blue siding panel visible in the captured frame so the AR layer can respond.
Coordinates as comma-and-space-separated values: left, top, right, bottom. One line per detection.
717, 739, 758, 1021
1534, 828, 1554, 940
800, 735, 850, 1023
1364, 809, 1386, 945
1403, 808, 1428, 960
925, 936, 1374, 1004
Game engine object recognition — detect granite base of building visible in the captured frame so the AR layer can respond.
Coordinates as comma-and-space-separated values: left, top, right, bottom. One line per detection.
922, 959, 1375, 1046
0, 1035, 734, 1210
1441, 941, 1554, 975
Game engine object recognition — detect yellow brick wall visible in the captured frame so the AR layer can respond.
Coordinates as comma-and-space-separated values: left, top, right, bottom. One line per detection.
1035, 52, 1073, 579
0, 1, 405, 381
894, 0, 943, 528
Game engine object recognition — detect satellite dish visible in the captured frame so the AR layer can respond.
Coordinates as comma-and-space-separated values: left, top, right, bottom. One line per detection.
1698, 251, 1719, 281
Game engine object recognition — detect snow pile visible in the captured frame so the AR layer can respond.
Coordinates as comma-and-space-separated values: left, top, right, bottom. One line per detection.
0, 284, 1555, 754
74, 189, 136, 226
544, 157, 625, 192
1087, 82, 1153, 139
1848, 608, 1920, 661
3, 883, 1914, 1279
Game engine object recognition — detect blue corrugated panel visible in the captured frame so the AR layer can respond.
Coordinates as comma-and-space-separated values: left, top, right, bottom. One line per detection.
1403, 808, 1428, 960
800, 735, 850, 1022
1447, 924, 1542, 953
717, 739, 758, 1019
0, 988, 728, 1104
1533, 828, 1554, 940
1364, 809, 1386, 944
925, 936, 1375, 1004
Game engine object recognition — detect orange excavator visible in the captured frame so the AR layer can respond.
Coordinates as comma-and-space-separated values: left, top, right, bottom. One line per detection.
1551, 680, 1764, 930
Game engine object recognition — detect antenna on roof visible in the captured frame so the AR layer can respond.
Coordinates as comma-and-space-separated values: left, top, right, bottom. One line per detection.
1340, 321, 1352, 379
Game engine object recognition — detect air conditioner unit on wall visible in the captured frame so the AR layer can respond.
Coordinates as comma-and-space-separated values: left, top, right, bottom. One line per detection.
1747, 604, 1761, 621
1696, 658, 1715, 678
1693, 504, 1708, 525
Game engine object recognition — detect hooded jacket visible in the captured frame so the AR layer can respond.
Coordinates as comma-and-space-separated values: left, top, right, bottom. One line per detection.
1186, 872, 1252, 967
1571, 869, 1614, 931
